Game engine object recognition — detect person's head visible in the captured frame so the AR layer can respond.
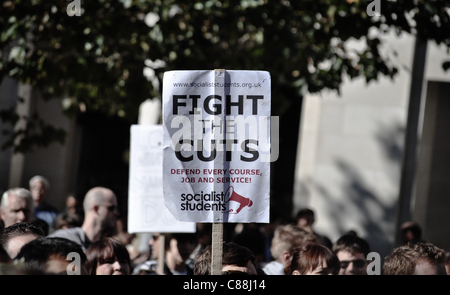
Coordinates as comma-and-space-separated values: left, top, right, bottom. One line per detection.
232, 228, 266, 266
285, 244, 340, 275
270, 224, 318, 266
0, 222, 45, 259
295, 208, 315, 230
148, 232, 162, 260
400, 221, 423, 245
66, 195, 79, 214
54, 211, 83, 231
0, 188, 34, 227
85, 237, 131, 275
29, 175, 50, 207
83, 187, 120, 233
383, 242, 446, 275
165, 233, 198, 263
15, 237, 88, 275
30, 218, 49, 236
333, 232, 371, 275
194, 242, 258, 275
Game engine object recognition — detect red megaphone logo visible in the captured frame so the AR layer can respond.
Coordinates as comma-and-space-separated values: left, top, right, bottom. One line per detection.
223, 186, 253, 214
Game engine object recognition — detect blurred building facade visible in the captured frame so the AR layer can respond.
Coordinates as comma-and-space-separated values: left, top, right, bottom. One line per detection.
293, 30, 450, 259
0, 78, 80, 210
0, 79, 131, 215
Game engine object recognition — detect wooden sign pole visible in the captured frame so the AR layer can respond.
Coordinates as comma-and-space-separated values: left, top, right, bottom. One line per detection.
211, 223, 223, 275
211, 69, 226, 275
157, 235, 165, 275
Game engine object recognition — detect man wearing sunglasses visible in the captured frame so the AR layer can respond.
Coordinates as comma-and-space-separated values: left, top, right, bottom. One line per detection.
50, 187, 120, 251
332, 232, 371, 275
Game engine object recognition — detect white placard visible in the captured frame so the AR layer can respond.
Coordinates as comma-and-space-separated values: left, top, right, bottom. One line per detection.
128, 124, 196, 233
162, 70, 271, 223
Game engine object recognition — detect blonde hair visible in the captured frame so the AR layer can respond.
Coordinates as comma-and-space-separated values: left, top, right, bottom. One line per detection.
270, 224, 318, 261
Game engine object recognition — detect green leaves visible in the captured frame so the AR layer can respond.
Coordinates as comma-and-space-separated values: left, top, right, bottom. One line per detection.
1, 0, 450, 152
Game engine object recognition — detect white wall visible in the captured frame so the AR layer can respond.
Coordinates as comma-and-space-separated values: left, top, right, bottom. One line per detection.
294, 30, 416, 258
21, 91, 80, 211
0, 81, 80, 212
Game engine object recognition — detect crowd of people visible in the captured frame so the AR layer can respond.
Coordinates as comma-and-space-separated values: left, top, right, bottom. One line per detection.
0, 175, 449, 275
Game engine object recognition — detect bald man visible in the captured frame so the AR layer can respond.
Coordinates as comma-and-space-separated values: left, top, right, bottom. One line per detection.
49, 187, 120, 251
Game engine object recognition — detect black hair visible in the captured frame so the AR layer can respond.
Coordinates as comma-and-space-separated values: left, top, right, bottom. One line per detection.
194, 242, 256, 275
85, 237, 131, 275
0, 222, 45, 250
332, 232, 371, 257
15, 237, 86, 272
295, 208, 315, 220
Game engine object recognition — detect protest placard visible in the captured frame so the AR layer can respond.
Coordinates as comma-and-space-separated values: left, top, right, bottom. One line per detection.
128, 124, 196, 233
162, 70, 271, 223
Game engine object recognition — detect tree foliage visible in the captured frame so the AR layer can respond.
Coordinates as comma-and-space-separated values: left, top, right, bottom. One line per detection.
1, 0, 450, 152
